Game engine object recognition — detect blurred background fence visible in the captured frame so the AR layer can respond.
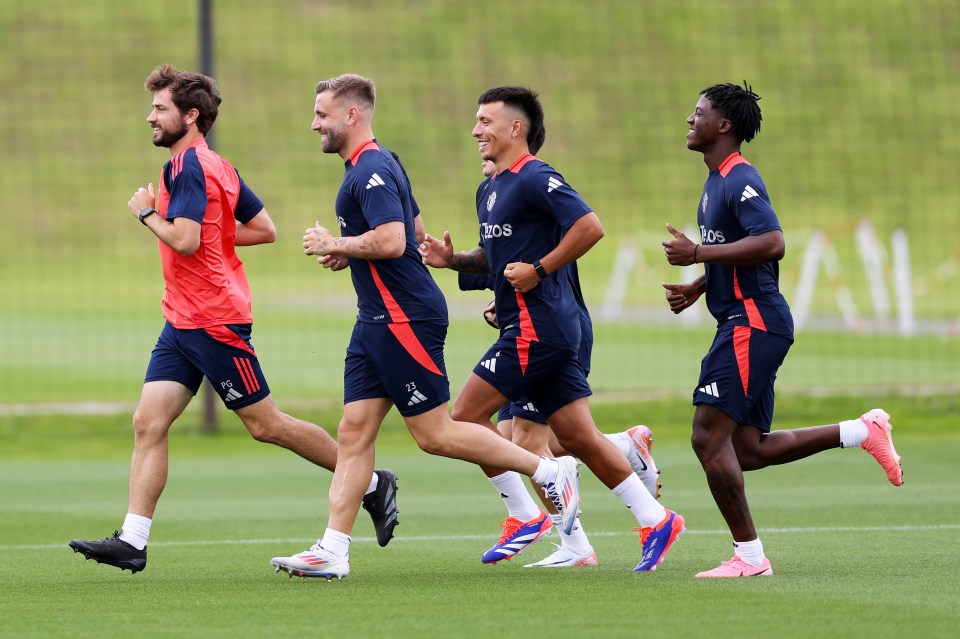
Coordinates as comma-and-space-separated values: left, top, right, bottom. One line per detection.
1, 0, 957, 411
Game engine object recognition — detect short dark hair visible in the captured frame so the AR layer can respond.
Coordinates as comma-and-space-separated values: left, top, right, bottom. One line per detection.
701, 81, 762, 144
315, 74, 376, 112
478, 86, 546, 153
144, 64, 221, 135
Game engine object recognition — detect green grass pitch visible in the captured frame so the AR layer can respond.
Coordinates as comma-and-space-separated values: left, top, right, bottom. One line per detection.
1, 399, 958, 638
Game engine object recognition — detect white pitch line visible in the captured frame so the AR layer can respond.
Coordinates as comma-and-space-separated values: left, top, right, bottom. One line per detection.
7, 524, 959, 552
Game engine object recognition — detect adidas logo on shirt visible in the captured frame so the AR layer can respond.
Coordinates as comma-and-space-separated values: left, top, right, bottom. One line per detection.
740, 185, 759, 202
225, 387, 244, 402
366, 173, 386, 190
547, 176, 563, 193
407, 390, 429, 406
697, 382, 720, 397
480, 357, 497, 373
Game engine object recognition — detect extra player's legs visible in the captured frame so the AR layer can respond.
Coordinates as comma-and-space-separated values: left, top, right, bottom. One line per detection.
511, 418, 556, 513
547, 397, 684, 571
507, 416, 598, 568
548, 399, 635, 489
451, 379, 563, 563
235, 395, 339, 472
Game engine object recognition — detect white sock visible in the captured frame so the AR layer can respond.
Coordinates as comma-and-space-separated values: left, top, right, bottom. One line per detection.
550, 514, 593, 556
839, 418, 868, 448
119, 513, 152, 550
604, 432, 632, 458
320, 528, 352, 557
612, 474, 666, 527
531, 457, 559, 486
489, 472, 541, 521
365, 472, 378, 495
733, 538, 765, 566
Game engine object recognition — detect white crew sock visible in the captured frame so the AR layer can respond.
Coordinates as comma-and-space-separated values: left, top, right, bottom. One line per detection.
489, 472, 541, 521
549, 514, 593, 556
319, 528, 352, 557
365, 472, 378, 495
733, 538, 765, 566
839, 418, 868, 448
612, 474, 666, 527
531, 457, 559, 486
119, 513, 152, 550
604, 432, 632, 458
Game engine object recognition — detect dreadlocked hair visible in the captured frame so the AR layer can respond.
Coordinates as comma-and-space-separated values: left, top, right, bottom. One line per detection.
701, 81, 762, 144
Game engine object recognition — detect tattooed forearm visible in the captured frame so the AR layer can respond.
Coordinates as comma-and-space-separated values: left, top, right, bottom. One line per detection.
452, 249, 489, 274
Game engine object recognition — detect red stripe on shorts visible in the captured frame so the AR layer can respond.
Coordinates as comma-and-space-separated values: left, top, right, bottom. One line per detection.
203, 325, 256, 356
515, 292, 540, 375
387, 323, 444, 377
733, 325, 752, 396
240, 357, 260, 392
233, 357, 255, 394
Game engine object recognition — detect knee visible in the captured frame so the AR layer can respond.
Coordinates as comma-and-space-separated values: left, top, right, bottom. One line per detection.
242, 413, 281, 445
450, 401, 483, 424
409, 427, 446, 456
511, 427, 540, 453
131, 408, 168, 443
690, 428, 708, 461
690, 416, 721, 466
553, 429, 590, 457
336, 416, 376, 451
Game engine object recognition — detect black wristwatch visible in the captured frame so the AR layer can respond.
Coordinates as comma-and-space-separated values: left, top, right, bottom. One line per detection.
138, 207, 157, 225
533, 260, 548, 279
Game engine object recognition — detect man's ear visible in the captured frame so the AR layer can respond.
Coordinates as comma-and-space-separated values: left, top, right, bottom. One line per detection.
346, 105, 361, 125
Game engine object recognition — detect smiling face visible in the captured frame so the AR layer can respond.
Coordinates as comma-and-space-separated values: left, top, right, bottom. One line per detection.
472, 101, 524, 166
685, 94, 728, 153
147, 88, 190, 148
312, 91, 350, 155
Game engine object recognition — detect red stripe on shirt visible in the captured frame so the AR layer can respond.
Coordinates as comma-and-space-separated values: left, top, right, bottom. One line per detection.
348, 139, 381, 166
732, 268, 768, 331
387, 322, 444, 377
515, 292, 540, 375
719, 152, 750, 178
733, 325, 752, 396
368, 262, 410, 323
171, 151, 184, 180
507, 153, 538, 174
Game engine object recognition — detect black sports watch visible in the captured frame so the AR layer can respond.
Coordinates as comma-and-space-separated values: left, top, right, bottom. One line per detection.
138, 207, 157, 225
533, 260, 548, 279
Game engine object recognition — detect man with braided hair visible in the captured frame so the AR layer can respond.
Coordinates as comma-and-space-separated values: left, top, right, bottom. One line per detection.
662, 82, 903, 578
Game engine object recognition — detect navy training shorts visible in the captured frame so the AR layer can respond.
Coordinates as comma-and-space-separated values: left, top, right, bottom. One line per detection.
145, 321, 270, 410
343, 321, 450, 417
693, 323, 793, 432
